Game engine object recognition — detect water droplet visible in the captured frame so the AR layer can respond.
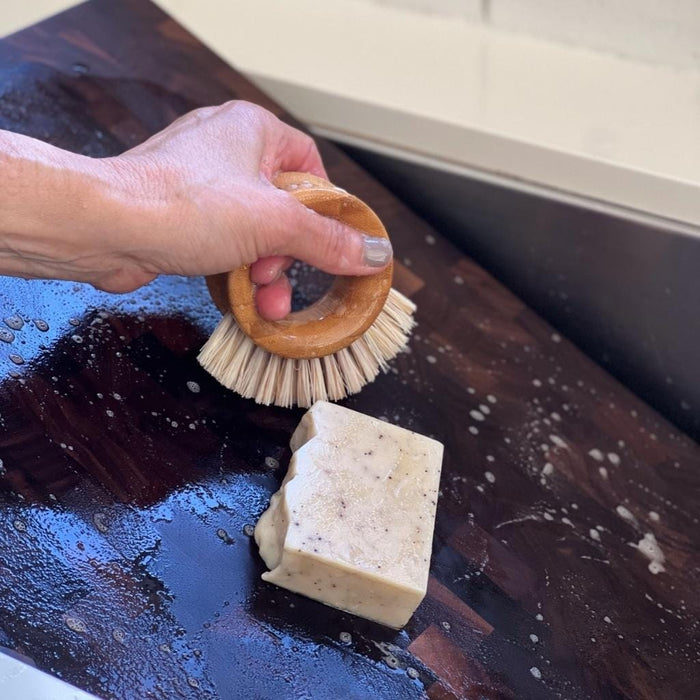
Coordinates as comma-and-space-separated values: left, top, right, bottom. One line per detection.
72, 62, 89, 75
8, 354, 24, 365
243, 524, 255, 537
68, 318, 80, 326
407, 666, 419, 679
112, 628, 126, 643
71, 335, 83, 344
13, 519, 26, 532
33, 319, 49, 332
65, 615, 87, 633
186, 381, 201, 393
216, 528, 233, 544
93, 512, 109, 534
384, 655, 400, 669
4, 315, 23, 330
0, 329, 15, 343
264, 456, 279, 469
339, 631, 352, 644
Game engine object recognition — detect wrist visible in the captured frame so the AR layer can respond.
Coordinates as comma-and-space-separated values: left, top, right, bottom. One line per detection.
0, 130, 167, 291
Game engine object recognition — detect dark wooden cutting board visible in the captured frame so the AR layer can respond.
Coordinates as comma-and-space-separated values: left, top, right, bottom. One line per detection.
0, 2, 697, 699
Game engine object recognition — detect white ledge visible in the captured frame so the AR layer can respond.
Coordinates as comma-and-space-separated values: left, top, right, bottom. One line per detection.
157, 0, 700, 229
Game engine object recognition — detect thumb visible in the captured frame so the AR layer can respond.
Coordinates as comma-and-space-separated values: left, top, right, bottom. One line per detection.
278, 203, 393, 276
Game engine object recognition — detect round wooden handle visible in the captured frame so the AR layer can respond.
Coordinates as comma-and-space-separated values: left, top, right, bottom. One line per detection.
205, 172, 393, 360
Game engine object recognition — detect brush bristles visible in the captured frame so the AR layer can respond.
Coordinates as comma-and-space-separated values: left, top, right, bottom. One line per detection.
197, 287, 416, 408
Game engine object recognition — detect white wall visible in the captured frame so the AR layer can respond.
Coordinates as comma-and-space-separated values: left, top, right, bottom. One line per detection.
0, 1, 74, 37
365, 0, 700, 69
2, 1, 697, 69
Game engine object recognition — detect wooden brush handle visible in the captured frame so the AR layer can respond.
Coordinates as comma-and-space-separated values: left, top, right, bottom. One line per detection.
205, 172, 393, 360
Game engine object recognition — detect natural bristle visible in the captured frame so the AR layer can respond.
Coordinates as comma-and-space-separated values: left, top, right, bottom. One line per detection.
197, 288, 417, 408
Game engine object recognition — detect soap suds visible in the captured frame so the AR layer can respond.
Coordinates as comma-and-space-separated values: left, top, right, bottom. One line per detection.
632, 532, 666, 574
616, 505, 636, 522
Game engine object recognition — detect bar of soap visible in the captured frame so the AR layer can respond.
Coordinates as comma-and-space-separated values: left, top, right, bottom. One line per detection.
254, 401, 444, 628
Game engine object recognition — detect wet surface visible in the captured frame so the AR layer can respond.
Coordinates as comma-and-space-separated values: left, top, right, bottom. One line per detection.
0, 2, 698, 699
0, 275, 427, 700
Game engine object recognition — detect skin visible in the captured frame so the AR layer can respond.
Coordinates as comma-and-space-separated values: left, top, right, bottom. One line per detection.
0, 100, 392, 320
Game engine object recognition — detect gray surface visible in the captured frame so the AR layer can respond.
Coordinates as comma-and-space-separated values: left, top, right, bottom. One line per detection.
341, 145, 700, 440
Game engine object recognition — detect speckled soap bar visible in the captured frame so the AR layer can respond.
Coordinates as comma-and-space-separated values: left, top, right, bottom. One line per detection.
254, 401, 444, 628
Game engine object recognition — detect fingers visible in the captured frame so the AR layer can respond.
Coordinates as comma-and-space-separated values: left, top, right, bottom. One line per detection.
268, 119, 328, 179
250, 255, 293, 285
250, 255, 294, 320
255, 274, 292, 321
277, 205, 393, 277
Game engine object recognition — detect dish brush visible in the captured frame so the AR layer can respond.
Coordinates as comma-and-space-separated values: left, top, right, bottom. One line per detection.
197, 172, 416, 408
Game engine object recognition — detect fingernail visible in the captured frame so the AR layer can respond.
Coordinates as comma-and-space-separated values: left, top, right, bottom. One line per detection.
362, 236, 393, 267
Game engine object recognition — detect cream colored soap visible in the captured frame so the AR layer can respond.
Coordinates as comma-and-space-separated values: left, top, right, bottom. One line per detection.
254, 401, 444, 628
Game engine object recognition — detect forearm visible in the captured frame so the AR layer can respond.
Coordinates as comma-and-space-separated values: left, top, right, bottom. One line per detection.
0, 130, 160, 291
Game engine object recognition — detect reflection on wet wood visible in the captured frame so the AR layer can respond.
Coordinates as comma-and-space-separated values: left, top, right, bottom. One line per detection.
0, 1, 698, 699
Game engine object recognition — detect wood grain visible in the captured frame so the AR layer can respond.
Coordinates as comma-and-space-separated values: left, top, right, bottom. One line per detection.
0, 1, 697, 699
226, 172, 394, 359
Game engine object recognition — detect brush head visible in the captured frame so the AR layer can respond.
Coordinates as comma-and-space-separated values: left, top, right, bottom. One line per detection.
197, 172, 417, 407
198, 287, 416, 407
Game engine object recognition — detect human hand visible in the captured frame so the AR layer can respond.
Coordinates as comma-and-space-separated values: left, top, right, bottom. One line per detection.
109, 101, 393, 319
